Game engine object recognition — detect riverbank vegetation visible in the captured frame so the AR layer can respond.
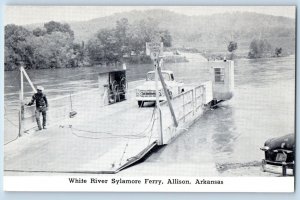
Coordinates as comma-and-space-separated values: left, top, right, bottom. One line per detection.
86, 17, 172, 65
4, 18, 173, 71
5, 10, 295, 70
5, 22, 86, 71
204, 38, 289, 61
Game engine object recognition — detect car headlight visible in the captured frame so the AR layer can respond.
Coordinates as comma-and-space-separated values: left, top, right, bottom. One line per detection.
136, 89, 140, 97
260, 146, 270, 151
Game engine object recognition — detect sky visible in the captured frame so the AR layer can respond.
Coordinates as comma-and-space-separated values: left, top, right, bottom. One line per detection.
5, 6, 296, 25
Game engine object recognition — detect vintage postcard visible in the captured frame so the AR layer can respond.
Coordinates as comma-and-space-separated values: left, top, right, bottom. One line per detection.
3, 6, 295, 192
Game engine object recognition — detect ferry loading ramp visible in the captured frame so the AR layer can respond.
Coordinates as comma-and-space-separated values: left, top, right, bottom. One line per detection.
4, 91, 160, 174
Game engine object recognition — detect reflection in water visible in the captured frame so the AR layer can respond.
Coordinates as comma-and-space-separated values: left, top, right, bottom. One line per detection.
209, 105, 237, 157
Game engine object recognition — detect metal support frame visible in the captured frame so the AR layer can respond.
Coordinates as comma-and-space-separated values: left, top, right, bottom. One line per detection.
19, 66, 37, 136
20, 67, 37, 94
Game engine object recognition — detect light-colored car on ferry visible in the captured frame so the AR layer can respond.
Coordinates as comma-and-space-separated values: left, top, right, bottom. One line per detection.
135, 70, 184, 107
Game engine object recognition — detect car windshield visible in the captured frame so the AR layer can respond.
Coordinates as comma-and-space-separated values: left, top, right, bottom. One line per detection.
147, 72, 171, 81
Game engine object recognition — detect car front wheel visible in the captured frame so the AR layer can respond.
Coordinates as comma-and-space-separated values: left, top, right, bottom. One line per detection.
138, 101, 143, 107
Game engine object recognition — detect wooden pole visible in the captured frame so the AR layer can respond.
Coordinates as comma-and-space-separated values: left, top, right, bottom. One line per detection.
154, 59, 163, 145
157, 65, 178, 127
20, 67, 24, 102
18, 110, 22, 137
19, 67, 24, 136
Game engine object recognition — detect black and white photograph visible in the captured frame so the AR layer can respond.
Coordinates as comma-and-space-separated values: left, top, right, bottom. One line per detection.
3, 6, 295, 192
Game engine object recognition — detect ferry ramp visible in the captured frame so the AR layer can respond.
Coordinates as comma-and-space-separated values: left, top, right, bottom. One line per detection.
4, 85, 160, 174
4, 80, 213, 174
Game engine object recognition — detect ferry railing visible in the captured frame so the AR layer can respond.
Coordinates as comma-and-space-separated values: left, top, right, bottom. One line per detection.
159, 83, 207, 144
194, 85, 206, 112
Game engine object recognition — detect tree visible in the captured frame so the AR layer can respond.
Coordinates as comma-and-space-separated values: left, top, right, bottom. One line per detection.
5, 24, 30, 44
69, 41, 86, 67
116, 18, 129, 45
275, 47, 282, 57
127, 18, 161, 54
5, 21, 79, 70
4, 46, 20, 70
4, 24, 34, 70
32, 27, 47, 37
28, 31, 74, 69
86, 17, 173, 65
248, 39, 272, 59
115, 18, 131, 57
227, 41, 238, 52
86, 37, 104, 64
160, 30, 172, 47
127, 24, 147, 54
87, 28, 121, 64
44, 21, 74, 38
97, 29, 120, 63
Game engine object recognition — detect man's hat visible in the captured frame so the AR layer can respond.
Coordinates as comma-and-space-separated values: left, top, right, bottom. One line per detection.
37, 86, 44, 91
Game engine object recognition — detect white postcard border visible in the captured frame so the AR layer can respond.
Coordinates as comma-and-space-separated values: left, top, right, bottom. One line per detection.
3, 176, 295, 192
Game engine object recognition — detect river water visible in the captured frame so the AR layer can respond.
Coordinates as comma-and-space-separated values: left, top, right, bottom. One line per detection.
4, 53, 295, 176
144, 54, 295, 176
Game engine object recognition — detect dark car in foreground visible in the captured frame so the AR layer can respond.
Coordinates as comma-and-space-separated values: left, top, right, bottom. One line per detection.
260, 134, 295, 176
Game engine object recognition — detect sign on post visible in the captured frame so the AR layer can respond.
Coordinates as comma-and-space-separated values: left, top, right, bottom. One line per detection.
146, 42, 164, 145
146, 42, 163, 60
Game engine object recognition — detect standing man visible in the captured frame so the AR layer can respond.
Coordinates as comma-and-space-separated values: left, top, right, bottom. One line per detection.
26, 86, 49, 130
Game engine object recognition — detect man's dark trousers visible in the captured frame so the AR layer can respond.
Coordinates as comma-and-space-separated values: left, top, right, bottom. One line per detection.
35, 106, 47, 129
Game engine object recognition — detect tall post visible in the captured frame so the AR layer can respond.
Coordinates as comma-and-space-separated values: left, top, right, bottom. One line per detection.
154, 58, 163, 145
19, 67, 24, 136
19, 66, 37, 136
157, 66, 178, 127
147, 41, 164, 145
18, 110, 22, 137
20, 67, 24, 103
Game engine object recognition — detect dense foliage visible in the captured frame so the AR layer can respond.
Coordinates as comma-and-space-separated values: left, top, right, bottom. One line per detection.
70, 10, 295, 57
248, 39, 272, 59
275, 47, 283, 57
227, 41, 238, 53
86, 17, 172, 64
5, 22, 84, 70
5, 17, 172, 70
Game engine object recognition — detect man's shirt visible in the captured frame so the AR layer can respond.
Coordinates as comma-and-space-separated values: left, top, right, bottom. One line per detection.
28, 93, 48, 108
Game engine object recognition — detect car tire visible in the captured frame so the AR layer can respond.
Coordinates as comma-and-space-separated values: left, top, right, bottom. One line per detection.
138, 101, 143, 107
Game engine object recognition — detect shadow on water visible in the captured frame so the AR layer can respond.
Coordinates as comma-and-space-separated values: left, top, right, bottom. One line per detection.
138, 104, 238, 165
207, 104, 238, 157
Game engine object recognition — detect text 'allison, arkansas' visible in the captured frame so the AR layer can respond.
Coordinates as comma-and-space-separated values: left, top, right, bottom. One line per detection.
68, 178, 224, 185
